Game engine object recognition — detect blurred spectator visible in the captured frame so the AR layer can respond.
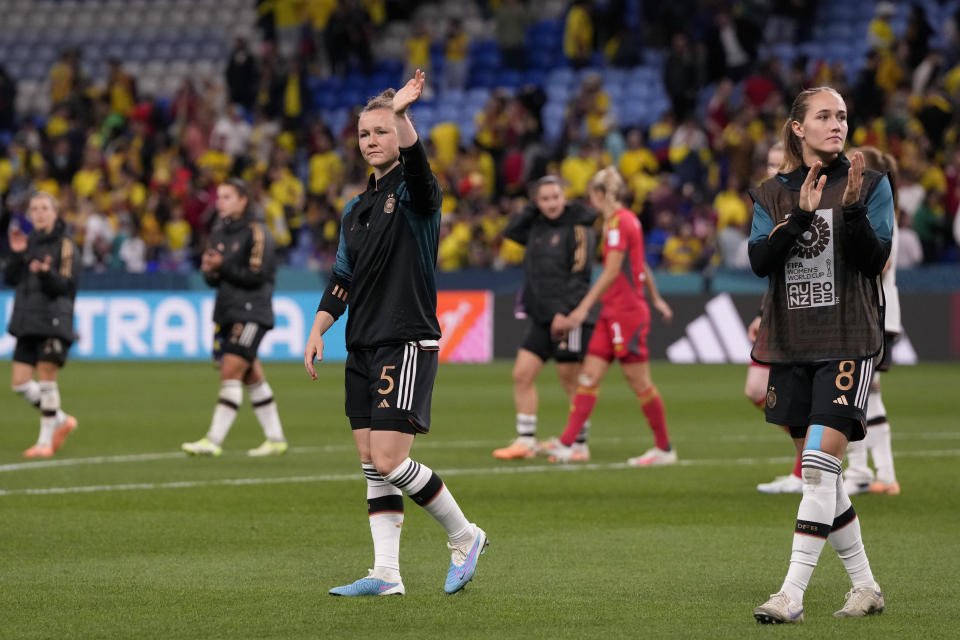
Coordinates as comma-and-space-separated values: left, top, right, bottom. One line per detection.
326, 0, 374, 75
495, 0, 530, 70
106, 60, 137, 119
868, 2, 897, 52
898, 211, 924, 269
81, 198, 114, 271
226, 38, 259, 110
706, 11, 760, 82
406, 22, 432, 82
163, 203, 193, 270
0, 63, 15, 131
442, 19, 470, 91
904, 4, 932, 69
563, 0, 594, 69
212, 105, 253, 160
661, 220, 703, 273
913, 188, 947, 262
664, 32, 702, 120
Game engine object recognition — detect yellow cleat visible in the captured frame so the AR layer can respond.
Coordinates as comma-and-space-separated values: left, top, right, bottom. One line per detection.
248, 440, 288, 457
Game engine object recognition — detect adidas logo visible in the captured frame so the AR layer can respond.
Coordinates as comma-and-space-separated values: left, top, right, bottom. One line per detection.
833, 395, 849, 406
666, 294, 752, 364
378, 399, 390, 409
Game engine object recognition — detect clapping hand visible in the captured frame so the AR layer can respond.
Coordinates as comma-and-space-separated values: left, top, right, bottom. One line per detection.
842, 151, 864, 207
799, 161, 826, 211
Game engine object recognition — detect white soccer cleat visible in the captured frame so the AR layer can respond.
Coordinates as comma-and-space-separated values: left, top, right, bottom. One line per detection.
754, 591, 804, 624
540, 438, 588, 463
843, 475, 872, 496
834, 585, 885, 617
627, 447, 677, 467
571, 442, 590, 461
248, 440, 288, 457
757, 474, 803, 494
181, 437, 222, 457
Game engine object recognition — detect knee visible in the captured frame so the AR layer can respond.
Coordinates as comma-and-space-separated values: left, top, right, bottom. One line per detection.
577, 372, 598, 389
371, 453, 401, 478
512, 365, 535, 387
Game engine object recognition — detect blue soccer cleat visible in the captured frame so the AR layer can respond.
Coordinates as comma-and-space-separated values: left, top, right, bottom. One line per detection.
444, 524, 488, 594
329, 570, 405, 596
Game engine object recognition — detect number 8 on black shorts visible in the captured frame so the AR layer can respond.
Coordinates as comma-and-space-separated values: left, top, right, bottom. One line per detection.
765, 358, 875, 442
344, 340, 440, 435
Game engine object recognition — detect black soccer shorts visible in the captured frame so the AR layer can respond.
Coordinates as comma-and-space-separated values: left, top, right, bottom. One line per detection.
13, 336, 71, 367
213, 322, 268, 363
345, 340, 440, 434
520, 321, 594, 363
765, 358, 875, 442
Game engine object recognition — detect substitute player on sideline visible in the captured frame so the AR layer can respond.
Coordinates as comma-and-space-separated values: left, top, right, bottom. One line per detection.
750, 87, 892, 624
493, 176, 598, 461
544, 167, 675, 466
182, 178, 288, 457
304, 70, 487, 597
5, 192, 78, 458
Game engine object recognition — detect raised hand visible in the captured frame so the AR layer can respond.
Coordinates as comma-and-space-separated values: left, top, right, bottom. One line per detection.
8, 228, 27, 252
842, 151, 864, 207
393, 69, 425, 114
799, 161, 826, 211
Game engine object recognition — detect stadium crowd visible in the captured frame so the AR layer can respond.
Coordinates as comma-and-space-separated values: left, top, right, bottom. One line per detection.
1, 0, 960, 275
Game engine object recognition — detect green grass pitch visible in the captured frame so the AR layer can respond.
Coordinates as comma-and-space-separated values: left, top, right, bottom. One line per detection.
1, 361, 958, 639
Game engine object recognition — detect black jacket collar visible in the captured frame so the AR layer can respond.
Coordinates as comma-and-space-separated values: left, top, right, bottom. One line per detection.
366, 162, 403, 194
779, 153, 851, 191
30, 218, 66, 244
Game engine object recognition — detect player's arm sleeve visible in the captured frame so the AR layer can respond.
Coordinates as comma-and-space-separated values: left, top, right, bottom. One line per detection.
399, 138, 442, 213
748, 202, 813, 277
317, 221, 353, 321
218, 225, 272, 289
502, 204, 539, 245
843, 175, 893, 278
37, 239, 77, 297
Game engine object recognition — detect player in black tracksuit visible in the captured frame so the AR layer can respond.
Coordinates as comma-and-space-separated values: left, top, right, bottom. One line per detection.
181, 178, 288, 457
304, 71, 487, 597
4, 193, 78, 458
492, 176, 599, 460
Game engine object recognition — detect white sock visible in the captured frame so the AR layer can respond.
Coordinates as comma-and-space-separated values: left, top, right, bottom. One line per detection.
247, 381, 286, 442
865, 375, 896, 483
867, 423, 896, 484
781, 449, 841, 605
37, 381, 61, 447
207, 380, 242, 446
828, 473, 876, 588
13, 381, 67, 425
516, 413, 536, 438
363, 463, 403, 580
13, 380, 41, 408
384, 458, 472, 545
844, 438, 873, 485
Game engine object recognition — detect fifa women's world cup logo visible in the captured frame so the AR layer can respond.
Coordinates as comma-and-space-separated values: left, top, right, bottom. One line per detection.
791, 214, 831, 259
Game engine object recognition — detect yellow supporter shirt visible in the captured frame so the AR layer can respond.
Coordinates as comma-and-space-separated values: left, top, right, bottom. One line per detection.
308, 151, 344, 195
49, 62, 73, 104
628, 171, 658, 211
431, 122, 460, 172
561, 155, 599, 197
364, 0, 386, 26
619, 147, 658, 179
446, 32, 469, 62
264, 198, 292, 248
662, 237, 703, 273
164, 219, 192, 251
713, 189, 748, 231
308, 0, 336, 29
499, 238, 525, 265
72, 168, 103, 199
270, 168, 305, 208
35, 178, 60, 197
406, 35, 431, 69
0, 158, 12, 194
563, 6, 593, 60
197, 150, 233, 183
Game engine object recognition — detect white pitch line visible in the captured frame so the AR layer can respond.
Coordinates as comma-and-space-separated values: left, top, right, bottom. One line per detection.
3, 431, 960, 473
2, 448, 958, 498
